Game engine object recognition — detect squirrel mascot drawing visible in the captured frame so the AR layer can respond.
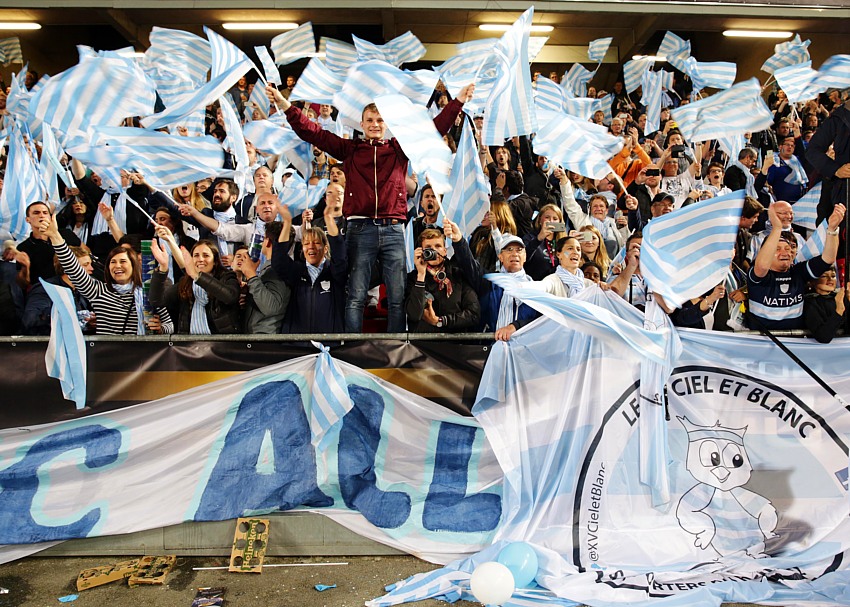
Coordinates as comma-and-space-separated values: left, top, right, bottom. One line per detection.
676, 417, 779, 559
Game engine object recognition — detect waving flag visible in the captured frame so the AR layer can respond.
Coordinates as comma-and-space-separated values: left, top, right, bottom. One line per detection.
658, 31, 691, 72
375, 94, 453, 195
792, 183, 821, 231
437, 38, 498, 97
797, 220, 828, 262
271, 22, 316, 66
528, 36, 549, 62
246, 82, 271, 120
243, 119, 306, 157
671, 78, 773, 143
623, 57, 654, 93
218, 95, 251, 196
532, 111, 623, 179
320, 37, 358, 74
562, 62, 594, 97
142, 27, 251, 130
774, 61, 821, 104
6, 68, 43, 139
278, 172, 328, 213
641, 189, 745, 308
40, 279, 87, 410
39, 123, 72, 204
254, 45, 281, 86
641, 69, 664, 134
813, 55, 850, 90
289, 57, 346, 104
309, 342, 354, 451
0, 125, 42, 239
441, 119, 490, 237
688, 59, 737, 91
717, 133, 745, 165
0, 37, 23, 65
533, 76, 567, 112
145, 27, 211, 85
481, 7, 537, 146
588, 37, 613, 63
30, 55, 155, 142
333, 60, 439, 131
354, 31, 426, 67
761, 34, 811, 75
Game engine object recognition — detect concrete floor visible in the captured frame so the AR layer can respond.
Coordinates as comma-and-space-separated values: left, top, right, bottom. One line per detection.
0, 554, 776, 607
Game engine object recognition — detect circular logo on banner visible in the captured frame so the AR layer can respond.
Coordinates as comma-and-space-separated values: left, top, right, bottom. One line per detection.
572, 366, 848, 595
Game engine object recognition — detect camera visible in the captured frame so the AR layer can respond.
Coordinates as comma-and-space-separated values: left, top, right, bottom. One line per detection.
645, 168, 661, 177
422, 248, 439, 261
670, 145, 686, 159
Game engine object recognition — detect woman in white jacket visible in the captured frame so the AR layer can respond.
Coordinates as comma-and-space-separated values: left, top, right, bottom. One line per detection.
540, 236, 598, 298
556, 168, 630, 259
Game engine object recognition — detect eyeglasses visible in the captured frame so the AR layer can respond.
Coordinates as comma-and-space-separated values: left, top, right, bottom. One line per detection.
502, 246, 524, 253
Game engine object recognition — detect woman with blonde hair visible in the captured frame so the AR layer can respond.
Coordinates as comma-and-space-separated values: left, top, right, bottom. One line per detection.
578, 225, 611, 277
469, 194, 518, 274
524, 203, 567, 280
172, 182, 208, 211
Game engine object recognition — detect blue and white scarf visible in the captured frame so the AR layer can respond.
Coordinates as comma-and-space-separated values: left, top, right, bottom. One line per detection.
91, 190, 128, 236
782, 154, 808, 186
189, 281, 212, 335
213, 206, 237, 258
729, 160, 757, 198
113, 282, 145, 335
556, 265, 586, 297
307, 259, 326, 285
495, 267, 532, 330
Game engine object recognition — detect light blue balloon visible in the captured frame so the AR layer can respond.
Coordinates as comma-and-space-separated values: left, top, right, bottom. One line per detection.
496, 542, 539, 588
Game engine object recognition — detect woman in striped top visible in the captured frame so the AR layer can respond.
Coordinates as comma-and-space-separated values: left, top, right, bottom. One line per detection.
45, 213, 173, 335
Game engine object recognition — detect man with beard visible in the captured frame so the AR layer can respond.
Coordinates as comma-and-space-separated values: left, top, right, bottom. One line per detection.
411, 185, 442, 244
177, 179, 246, 267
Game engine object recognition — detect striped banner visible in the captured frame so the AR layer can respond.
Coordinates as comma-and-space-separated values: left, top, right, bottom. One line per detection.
332, 60, 439, 131
146, 27, 211, 85
0, 124, 42, 240
319, 37, 359, 74
90, 126, 225, 189
658, 31, 691, 73
0, 37, 23, 65
40, 278, 87, 410
375, 93, 453, 195
142, 27, 252, 131
218, 96, 250, 196
441, 119, 490, 238
797, 220, 828, 263
689, 60, 737, 91
641, 189, 745, 308
533, 76, 567, 112
641, 70, 663, 135
814, 55, 850, 90
271, 22, 316, 66
792, 183, 821, 231
623, 57, 654, 93
761, 34, 811, 75
30, 55, 156, 142
353, 31, 426, 67
716, 133, 745, 166
6, 68, 43, 141
243, 119, 305, 155
278, 172, 327, 213
289, 57, 346, 104
670, 78, 773, 143
563, 62, 594, 97
437, 38, 497, 97
481, 7, 537, 146
588, 37, 613, 63
246, 82, 271, 120
255, 45, 281, 86
39, 123, 71, 204
774, 61, 821, 104
531, 111, 623, 179
309, 342, 354, 451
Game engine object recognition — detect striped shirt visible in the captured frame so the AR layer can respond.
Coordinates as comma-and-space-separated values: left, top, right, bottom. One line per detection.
54, 241, 174, 335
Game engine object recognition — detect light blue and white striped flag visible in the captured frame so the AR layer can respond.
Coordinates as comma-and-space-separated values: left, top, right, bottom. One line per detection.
773, 61, 821, 103
527, 36, 548, 62
39, 123, 72, 204
481, 7, 537, 146
533, 76, 567, 112
271, 22, 316, 66
333, 60, 439, 131
717, 133, 745, 165
437, 38, 498, 99
309, 341, 353, 451
623, 57, 654, 93
671, 78, 773, 143
30, 55, 155, 142
246, 81, 271, 120
243, 119, 305, 156
797, 220, 828, 263
532, 111, 623, 179
659, 69, 675, 92
657, 31, 691, 73
588, 37, 613, 63
404, 218, 416, 273
354, 31, 426, 67
375, 93, 453, 195
64, 135, 134, 192
641, 70, 664, 134
145, 27, 211, 85
813, 55, 850, 90
254, 45, 281, 86
278, 172, 328, 213
0, 37, 23, 65
91, 126, 225, 189
442, 119, 490, 237
142, 27, 252, 130
319, 37, 359, 74
563, 62, 594, 97
289, 57, 346, 104
218, 95, 251, 197
761, 34, 811, 75
792, 183, 821, 231
688, 59, 737, 91
641, 189, 745, 308
0, 124, 43, 240
40, 278, 87, 410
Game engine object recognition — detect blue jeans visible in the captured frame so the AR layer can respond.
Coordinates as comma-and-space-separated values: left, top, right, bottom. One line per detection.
344, 220, 407, 332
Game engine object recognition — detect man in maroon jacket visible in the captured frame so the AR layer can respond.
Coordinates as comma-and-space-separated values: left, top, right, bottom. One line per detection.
267, 83, 474, 332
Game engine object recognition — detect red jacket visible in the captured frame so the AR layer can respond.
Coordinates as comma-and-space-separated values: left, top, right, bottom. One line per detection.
285, 99, 464, 220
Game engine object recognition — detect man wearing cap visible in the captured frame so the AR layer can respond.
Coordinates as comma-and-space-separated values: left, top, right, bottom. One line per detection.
451, 221, 539, 340
267, 82, 475, 333
628, 192, 674, 231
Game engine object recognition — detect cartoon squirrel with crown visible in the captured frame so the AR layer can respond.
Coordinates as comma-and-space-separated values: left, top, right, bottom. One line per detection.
676, 417, 779, 559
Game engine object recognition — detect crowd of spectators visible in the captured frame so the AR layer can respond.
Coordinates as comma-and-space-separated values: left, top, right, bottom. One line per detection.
1, 62, 848, 343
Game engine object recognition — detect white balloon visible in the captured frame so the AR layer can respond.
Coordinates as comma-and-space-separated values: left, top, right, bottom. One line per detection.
469, 561, 515, 605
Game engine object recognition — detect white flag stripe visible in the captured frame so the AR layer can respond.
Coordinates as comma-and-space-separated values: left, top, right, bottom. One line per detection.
271, 22, 316, 66
641, 190, 745, 308
797, 220, 828, 262
375, 94, 453, 195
